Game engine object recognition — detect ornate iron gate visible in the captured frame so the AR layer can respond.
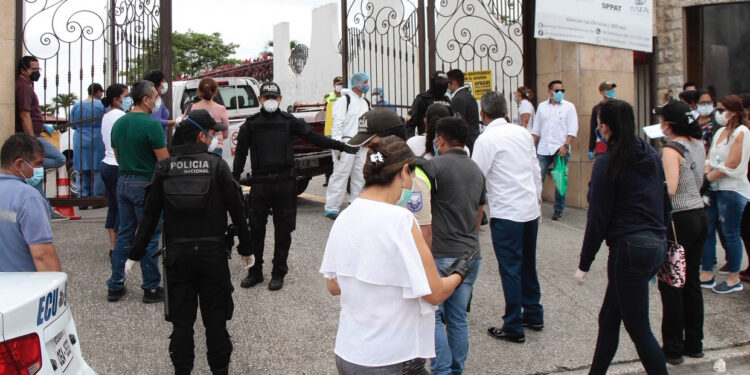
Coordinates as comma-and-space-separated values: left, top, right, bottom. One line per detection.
341, 0, 533, 121
16, 0, 171, 206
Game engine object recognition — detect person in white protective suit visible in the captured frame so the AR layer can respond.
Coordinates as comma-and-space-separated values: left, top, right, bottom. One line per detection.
324, 72, 371, 219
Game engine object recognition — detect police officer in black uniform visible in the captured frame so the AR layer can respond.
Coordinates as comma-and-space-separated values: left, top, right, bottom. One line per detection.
233, 81, 358, 291
405, 71, 452, 137
126, 109, 252, 375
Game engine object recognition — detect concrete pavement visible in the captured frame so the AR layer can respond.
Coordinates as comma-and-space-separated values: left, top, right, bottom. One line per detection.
52, 175, 750, 374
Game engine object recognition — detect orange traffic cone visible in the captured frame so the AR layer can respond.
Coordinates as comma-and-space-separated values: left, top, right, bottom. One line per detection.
55, 166, 81, 220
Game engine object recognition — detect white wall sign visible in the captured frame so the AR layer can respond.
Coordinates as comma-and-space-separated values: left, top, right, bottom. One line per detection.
534, 0, 653, 52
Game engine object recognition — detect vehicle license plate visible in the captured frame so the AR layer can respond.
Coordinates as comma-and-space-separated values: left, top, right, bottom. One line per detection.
51, 331, 74, 372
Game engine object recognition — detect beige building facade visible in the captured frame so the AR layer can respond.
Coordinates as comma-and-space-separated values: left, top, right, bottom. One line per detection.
1, 0, 15, 144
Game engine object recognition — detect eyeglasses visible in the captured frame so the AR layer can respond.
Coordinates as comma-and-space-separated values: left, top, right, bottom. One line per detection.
716, 108, 726, 114
553, 89, 565, 93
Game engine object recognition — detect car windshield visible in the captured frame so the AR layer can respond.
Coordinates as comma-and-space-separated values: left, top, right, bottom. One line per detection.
181, 83, 259, 113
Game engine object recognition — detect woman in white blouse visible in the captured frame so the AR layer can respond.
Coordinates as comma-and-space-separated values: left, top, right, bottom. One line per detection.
100, 83, 130, 257
320, 136, 469, 375
700, 95, 750, 294
514, 86, 535, 129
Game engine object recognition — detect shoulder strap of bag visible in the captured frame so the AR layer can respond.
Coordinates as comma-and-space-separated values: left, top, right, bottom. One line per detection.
664, 141, 687, 157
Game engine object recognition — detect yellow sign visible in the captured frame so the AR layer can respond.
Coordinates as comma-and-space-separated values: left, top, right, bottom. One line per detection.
464, 70, 493, 100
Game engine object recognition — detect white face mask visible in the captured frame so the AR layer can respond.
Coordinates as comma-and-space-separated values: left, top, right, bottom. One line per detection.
715, 111, 730, 127
334, 85, 342, 93
160, 83, 168, 95
263, 99, 279, 113
152, 97, 162, 114
208, 135, 219, 152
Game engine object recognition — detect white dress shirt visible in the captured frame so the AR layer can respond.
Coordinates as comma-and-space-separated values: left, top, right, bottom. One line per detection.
331, 89, 369, 142
472, 118, 542, 222
531, 98, 578, 155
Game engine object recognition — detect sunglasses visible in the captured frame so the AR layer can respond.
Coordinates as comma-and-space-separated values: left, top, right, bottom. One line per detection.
553, 89, 565, 93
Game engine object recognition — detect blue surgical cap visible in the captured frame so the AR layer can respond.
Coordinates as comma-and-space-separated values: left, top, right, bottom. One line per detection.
350, 72, 370, 88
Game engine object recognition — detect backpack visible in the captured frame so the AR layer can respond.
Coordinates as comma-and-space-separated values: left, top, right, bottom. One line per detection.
345, 93, 371, 112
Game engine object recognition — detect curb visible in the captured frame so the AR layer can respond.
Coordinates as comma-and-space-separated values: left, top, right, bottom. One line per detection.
545, 345, 750, 375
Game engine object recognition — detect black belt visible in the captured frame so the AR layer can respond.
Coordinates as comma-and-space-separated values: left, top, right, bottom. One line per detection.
169, 236, 225, 245
251, 168, 296, 183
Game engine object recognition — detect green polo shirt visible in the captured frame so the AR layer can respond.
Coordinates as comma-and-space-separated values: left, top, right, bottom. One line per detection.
111, 112, 166, 178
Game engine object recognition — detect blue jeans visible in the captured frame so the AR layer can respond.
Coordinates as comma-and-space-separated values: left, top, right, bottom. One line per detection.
107, 174, 162, 291
590, 231, 667, 375
537, 153, 569, 212
490, 218, 543, 336
702, 190, 748, 273
431, 257, 482, 375
76, 170, 104, 197
33, 136, 66, 198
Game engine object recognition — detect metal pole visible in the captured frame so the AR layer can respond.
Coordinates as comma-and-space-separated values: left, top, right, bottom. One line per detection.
160, 0, 173, 144
523, 0, 537, 106
110, 0, 117, 85
419, 0, 429, 93
341, 0, 349, 84
15, 0, 23, 62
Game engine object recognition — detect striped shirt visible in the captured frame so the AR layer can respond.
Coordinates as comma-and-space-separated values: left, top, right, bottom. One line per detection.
671, 139, 706, 212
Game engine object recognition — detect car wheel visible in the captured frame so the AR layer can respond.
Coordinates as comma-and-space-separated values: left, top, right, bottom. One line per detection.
296, 177, 310, 196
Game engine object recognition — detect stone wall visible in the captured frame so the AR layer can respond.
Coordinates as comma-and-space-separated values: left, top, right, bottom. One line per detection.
0, 0, 15, 144
655, 0, 740, 93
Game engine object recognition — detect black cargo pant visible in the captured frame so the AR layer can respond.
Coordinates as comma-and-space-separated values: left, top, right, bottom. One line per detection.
165, 241, 234, 374
248, 178, 297, 279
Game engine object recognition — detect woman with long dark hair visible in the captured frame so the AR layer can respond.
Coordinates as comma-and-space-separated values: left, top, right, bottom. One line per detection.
575, 99, 668, 375
700, 95, 750, 293
657, 100, 708, 365
100, 83, 130, 257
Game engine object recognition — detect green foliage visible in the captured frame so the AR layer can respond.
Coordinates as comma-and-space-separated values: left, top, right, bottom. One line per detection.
260, 39, 302, 57
121, 30, 240, 81
173, 30, 241, 76
52, 93, 78, 119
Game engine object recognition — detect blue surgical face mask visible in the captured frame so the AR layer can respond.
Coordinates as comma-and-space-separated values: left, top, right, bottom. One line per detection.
553, 91, 564, 103
121, 96, 133, 112
605, 89, 616, 99
360, 85, 370, 94
432, 139, 440, 156
19, 160, 44, 186
396, 173, 414, 207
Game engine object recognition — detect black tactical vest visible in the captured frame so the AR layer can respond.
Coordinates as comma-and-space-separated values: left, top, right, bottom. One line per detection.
163, 152, 216, 216
248, 112, 295, 176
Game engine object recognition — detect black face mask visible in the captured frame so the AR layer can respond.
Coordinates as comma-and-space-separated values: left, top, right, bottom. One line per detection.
29, 71, 41, 82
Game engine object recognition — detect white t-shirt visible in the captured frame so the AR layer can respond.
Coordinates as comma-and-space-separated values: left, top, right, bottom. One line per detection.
407, 135, 470, 159
320, 198, 436, 366
518, 99, 535, 129
101, 109, 125, 166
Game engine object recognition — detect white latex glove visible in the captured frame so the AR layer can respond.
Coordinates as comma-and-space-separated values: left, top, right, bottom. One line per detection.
124, 259, 138, 278
242, 255, 255, 270
574, 269, 587, 284
174, 115, 183, 123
